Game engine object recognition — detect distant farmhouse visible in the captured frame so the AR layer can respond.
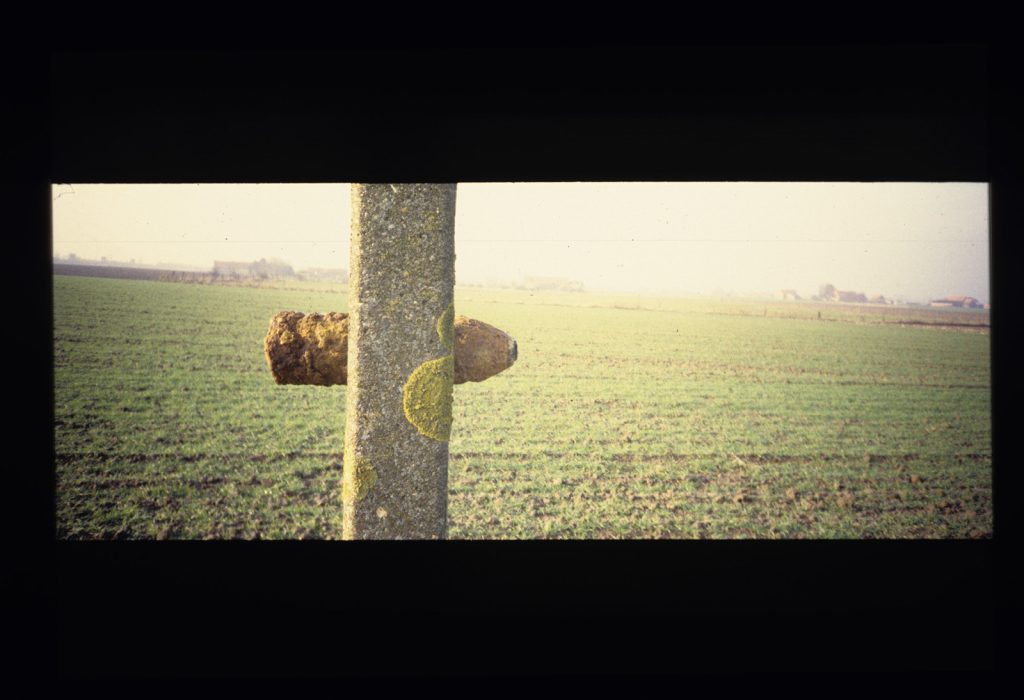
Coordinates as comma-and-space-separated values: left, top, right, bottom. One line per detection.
213, 258, 295, 279
830, 289, 868, 303
929, 295, 983, 309
816, 284, 868, 304
778, 289, 801, 301
522, 276, 585, 292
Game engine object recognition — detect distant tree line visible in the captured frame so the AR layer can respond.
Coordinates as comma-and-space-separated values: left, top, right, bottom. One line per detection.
213, 258, 296, 280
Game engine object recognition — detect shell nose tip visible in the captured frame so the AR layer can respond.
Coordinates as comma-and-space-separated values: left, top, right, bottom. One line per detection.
509, 339, 518, 364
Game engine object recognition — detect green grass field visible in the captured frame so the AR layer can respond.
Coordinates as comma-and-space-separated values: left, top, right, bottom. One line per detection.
54, 274, 991, 539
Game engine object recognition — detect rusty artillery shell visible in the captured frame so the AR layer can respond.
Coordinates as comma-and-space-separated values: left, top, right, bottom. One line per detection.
452, 314, 517, 383
264, 311, 349, 386
265, 311, 516, 386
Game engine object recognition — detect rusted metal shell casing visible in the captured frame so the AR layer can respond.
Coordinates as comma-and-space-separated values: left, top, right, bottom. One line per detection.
264, 311, 516, 386
453, 314, 517, 383
264, 311, 349, 386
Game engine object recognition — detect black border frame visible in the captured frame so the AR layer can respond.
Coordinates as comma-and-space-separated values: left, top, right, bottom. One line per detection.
11, 41, 1017, 677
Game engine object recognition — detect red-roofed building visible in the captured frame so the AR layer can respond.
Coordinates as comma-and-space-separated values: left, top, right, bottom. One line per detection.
930, 296, 983, 309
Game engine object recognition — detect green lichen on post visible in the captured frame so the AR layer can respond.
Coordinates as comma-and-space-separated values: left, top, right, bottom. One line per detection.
424, 209, 441, 233
436, 302, 454, 351
402, 355, 454, 442
341, 455, 378, 502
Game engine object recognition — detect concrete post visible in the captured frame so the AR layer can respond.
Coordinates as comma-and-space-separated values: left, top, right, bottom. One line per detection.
342, 183, 457, 539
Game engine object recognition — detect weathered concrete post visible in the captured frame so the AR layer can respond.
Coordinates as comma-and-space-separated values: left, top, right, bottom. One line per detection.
342, 183, 457, 539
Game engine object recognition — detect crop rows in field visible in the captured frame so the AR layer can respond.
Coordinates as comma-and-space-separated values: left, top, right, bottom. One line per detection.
54, 274, 991, 539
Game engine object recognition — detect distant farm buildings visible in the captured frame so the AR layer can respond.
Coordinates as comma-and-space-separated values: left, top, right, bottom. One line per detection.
813, 283, 889, 304
213, 258, 295, 280
778, 289, 801, 301
832, 290, 868, 303
929, 295, 983, 309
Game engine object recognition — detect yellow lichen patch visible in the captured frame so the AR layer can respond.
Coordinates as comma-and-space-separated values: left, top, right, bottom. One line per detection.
384, 297, 404, 317
424, 210, 440, 233
342, 455, 378, 502
402, 355, 454, 442
436, 303, 454, 351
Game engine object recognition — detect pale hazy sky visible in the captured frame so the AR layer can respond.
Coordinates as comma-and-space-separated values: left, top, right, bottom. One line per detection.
51, 182, 989, 303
